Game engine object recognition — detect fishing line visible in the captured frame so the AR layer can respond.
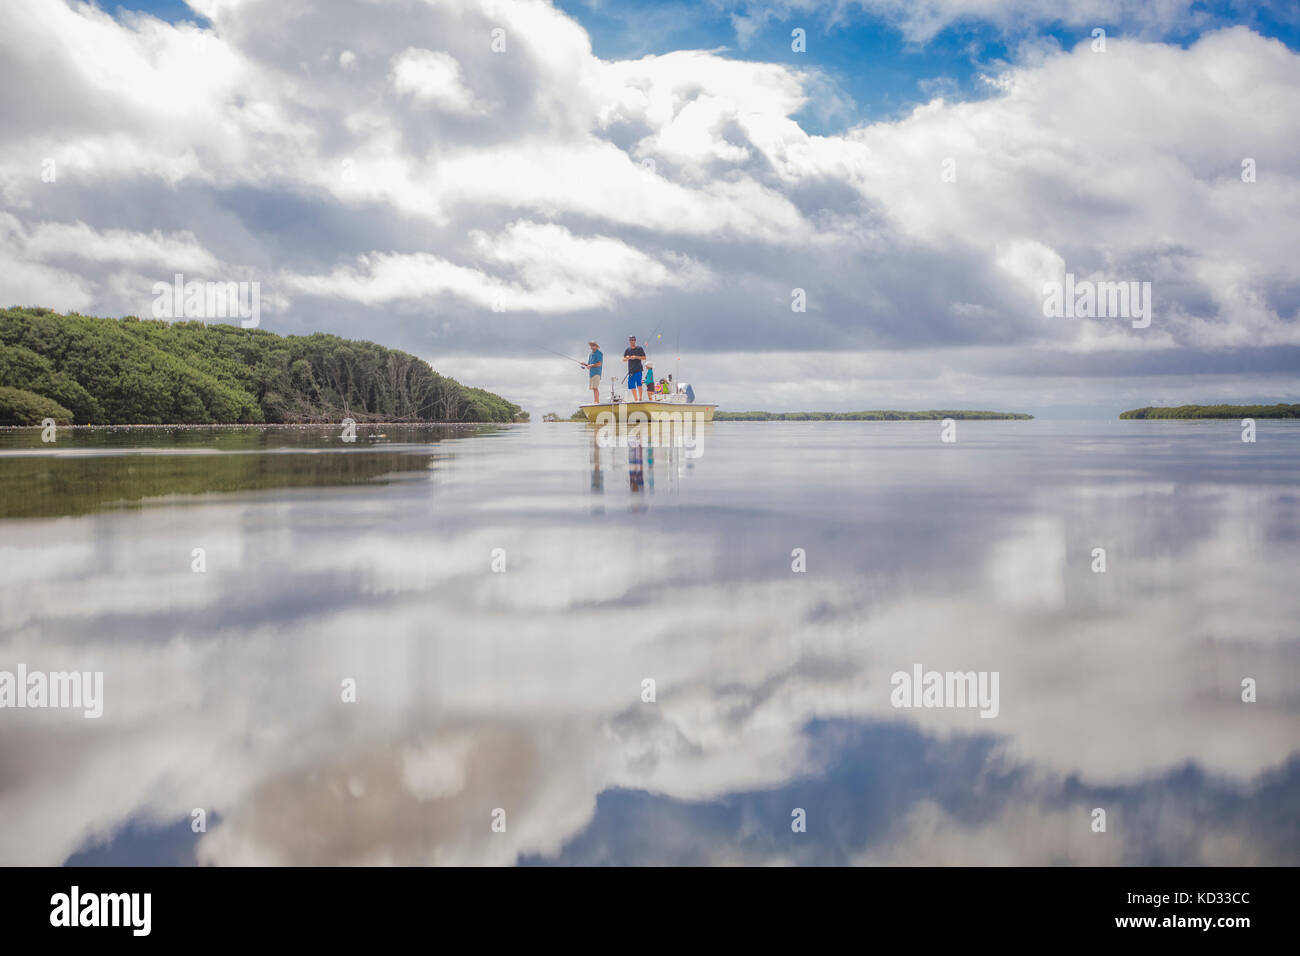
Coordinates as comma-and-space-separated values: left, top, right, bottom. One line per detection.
537, 345, 586, 365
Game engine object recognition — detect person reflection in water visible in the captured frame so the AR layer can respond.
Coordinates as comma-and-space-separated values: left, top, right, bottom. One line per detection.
590, 429, 603, 495
628, 434, 644, 495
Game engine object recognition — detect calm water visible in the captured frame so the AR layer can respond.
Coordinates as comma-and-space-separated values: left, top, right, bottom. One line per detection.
0, 420, 1296, 866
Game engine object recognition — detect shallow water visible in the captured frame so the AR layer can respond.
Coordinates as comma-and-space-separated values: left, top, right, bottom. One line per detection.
0, 419, 1296, 865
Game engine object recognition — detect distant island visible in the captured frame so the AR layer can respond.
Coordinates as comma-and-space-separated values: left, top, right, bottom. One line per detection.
1120, 404, 1299, 419
0, 307, 525, 425
713, 410, 1033, 421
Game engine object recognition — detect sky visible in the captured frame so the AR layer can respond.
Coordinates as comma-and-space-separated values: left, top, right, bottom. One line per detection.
2, 0, 1298, 417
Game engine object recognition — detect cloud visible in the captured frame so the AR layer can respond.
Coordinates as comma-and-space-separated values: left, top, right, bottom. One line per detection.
0, 0, 1296, 416
22, 219, 220, 272
283, 220, 711, 312
390, 48, 480, 113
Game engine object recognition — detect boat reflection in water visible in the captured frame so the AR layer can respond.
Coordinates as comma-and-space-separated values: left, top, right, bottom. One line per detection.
589, 411, 707, 460
586, 419, 696, 508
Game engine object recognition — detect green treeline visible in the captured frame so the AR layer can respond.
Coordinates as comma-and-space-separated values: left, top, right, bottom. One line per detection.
0, 307, 525, 425
0, 386, 74, 425
1120, 404, 1300, 419
713, 410, 1034, 421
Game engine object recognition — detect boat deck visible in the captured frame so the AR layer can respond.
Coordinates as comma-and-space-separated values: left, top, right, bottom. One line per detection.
579, 401, 715, 423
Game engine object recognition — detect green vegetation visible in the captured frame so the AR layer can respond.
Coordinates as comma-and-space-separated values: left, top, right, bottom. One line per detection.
1120, 404, 1299, 419
713, 410, 1034, 421
0, 307, 526, 425
0, 386, 74, 425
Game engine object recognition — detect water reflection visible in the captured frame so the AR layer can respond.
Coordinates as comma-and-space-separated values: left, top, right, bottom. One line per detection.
589, 430, 603, 498
628, 435, 644, 499
0, 424, 496, 520
0, 420, 1296, 865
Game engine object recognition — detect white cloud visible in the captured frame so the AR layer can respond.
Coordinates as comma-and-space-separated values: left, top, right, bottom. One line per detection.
390, 48, 479, 113
0, 0, 1295, 414
283, 220, 711, 312
24, 220, 220, 272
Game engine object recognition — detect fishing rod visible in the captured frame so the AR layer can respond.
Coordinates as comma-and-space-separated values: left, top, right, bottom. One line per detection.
675, 329, 680, 394
537, 345, 586, 366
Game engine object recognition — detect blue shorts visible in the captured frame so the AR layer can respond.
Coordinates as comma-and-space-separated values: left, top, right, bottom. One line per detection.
627, 371, 643, 389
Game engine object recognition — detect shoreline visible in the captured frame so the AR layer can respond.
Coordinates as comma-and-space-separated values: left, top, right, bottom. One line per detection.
0, 421, 511, 430
712, 411, 1033, 421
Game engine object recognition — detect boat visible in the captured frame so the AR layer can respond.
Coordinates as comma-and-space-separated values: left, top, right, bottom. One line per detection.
578, 399, 715, 423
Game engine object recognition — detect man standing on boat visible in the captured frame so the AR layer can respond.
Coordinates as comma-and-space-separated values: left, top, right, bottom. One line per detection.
581, 340, 602, 403
623, 335, 647, 402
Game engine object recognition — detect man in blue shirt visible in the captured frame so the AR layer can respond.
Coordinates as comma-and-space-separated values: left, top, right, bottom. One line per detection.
581, 340, 602, 403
